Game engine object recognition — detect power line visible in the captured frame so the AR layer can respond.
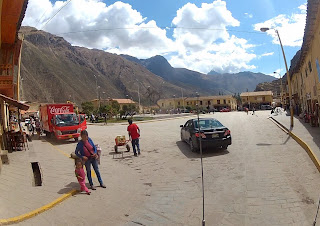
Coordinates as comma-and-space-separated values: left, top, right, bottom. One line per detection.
40, 0, 72, 30
54, 26, 264, 36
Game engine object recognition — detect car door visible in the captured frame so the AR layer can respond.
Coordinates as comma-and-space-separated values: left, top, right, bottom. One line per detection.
185, 120, 193, 142
181, 120, 189, 141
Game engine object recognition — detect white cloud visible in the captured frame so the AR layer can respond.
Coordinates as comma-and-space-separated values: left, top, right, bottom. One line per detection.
23, 0, 174, 58
261, 52, 274, 57
169, 0, 256, 73
23, 0, 257, 74
172, 0, 240, 52
253, 4, 306, 47
267, 68, 285, 77
244, 13, 253, 18
169, 35, 256, 74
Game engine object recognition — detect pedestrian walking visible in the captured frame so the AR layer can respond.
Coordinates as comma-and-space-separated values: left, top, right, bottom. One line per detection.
75, 130, 106, 190
35, 118, 41, 138
104, 114, 107, 125
127, 119, 140, 157
75, 159, 91, 195
252, 107, 255, 115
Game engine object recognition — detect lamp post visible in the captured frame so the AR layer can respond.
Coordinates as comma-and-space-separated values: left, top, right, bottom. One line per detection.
274, 72, 283, 107
93, 74, 98, 99
196, 92, 205, 226
173, 95, 176, 111
261, 27, 294, 128
181, 88, 185, 110
97, 86, 101, 108
147, 86, 151, 113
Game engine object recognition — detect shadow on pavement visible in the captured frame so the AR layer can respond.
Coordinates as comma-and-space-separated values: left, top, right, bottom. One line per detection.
176, 141, 229, 159
40, 136, 78, 146
58, 182, 79, 194
296, 116, 320, 149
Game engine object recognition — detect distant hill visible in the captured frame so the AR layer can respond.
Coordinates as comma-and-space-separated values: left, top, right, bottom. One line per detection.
207, 70, 276, 94
19, 27, 193, 105
121, 55, 276, 94
255, 74, 287, 96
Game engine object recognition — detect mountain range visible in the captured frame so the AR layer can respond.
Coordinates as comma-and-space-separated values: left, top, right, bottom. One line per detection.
20, 26, 276, 105
121, 55, 276, 95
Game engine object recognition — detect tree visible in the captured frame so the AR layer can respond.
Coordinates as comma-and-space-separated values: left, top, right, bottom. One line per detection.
99, 105, 111, 114
81, 102, 94, 115
110, 100, 120, 118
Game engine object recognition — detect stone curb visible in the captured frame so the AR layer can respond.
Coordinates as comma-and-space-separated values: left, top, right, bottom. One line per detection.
0, 189, 78, 225
269, 117, 320, 173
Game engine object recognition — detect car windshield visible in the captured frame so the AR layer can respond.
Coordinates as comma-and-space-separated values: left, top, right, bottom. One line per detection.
193, 119, 223, 129
55, 113, 79, 127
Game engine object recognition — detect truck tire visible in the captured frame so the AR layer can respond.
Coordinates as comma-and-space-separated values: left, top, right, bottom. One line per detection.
74, 137, 79, 142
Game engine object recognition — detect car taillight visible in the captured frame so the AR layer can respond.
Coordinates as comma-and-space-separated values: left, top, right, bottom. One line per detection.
224, 130, 231, 136
195, 133, 206, 138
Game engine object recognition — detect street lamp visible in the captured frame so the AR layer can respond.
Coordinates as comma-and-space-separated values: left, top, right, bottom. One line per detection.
260, 27, 294, 128
273, 72, 283, 107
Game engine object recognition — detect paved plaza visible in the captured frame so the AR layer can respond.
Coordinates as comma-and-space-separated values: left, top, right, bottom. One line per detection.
1, 111, 320, 225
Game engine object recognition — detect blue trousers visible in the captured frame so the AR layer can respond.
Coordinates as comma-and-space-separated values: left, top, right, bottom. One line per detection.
132, 139, 140, 154
85, 158, 103, 186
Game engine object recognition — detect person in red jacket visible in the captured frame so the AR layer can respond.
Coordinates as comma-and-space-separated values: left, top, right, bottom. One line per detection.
127, 119, 140, 157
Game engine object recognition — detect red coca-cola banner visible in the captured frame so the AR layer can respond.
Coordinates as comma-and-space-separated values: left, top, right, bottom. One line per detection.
49, 106, 71, 114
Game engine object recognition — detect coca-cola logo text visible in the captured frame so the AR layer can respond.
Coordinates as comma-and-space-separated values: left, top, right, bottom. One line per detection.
49, 106, 71, 114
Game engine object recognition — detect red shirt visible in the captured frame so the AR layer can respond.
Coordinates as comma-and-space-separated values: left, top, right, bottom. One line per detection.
83, 140, 94, 157
127, 123, 140, 140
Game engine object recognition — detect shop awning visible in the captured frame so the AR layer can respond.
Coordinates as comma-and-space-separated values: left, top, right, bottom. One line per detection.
0, 94, 29, 110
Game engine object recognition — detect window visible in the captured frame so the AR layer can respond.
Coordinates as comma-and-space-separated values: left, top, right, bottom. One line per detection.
223, 99, 226, 104
255, 97, 257, 100
309, 61, 312, 72
200, 101, 203, 105
305, 68, 308, 77
187, 102, 189, 105
208, 100, 211, 105
162, 103, 164, 107
169, 102, 172, 106
217, 100, 220, 104
228, 100, 230, 103
262, 97, 265, 102
194, 119, 223, 129
242, 99, 246, 102
178, 102, 180, 105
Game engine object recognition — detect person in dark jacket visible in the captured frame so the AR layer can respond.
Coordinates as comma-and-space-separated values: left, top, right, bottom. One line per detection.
75, 130, 106, 190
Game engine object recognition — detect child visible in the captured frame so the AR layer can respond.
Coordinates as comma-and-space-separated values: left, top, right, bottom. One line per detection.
75, 160, 91, 195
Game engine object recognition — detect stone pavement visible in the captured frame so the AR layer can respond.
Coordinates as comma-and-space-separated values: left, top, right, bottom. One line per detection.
272, 110, 320, 161
2, 112, 320, 225
0, 137, 100, 221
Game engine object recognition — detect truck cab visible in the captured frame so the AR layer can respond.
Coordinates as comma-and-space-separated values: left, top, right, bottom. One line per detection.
51, 113, 81, 141
40, 103, 81, 141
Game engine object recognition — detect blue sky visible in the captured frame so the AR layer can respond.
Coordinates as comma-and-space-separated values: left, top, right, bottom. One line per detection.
23, 0, 307, 76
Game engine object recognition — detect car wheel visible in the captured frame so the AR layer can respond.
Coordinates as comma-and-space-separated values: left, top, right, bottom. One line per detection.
74, 137, 79, 142
222, 145, 228, 150
126, 144, 130, 152
189, 139, 197, 152
181, 133, 184, 142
